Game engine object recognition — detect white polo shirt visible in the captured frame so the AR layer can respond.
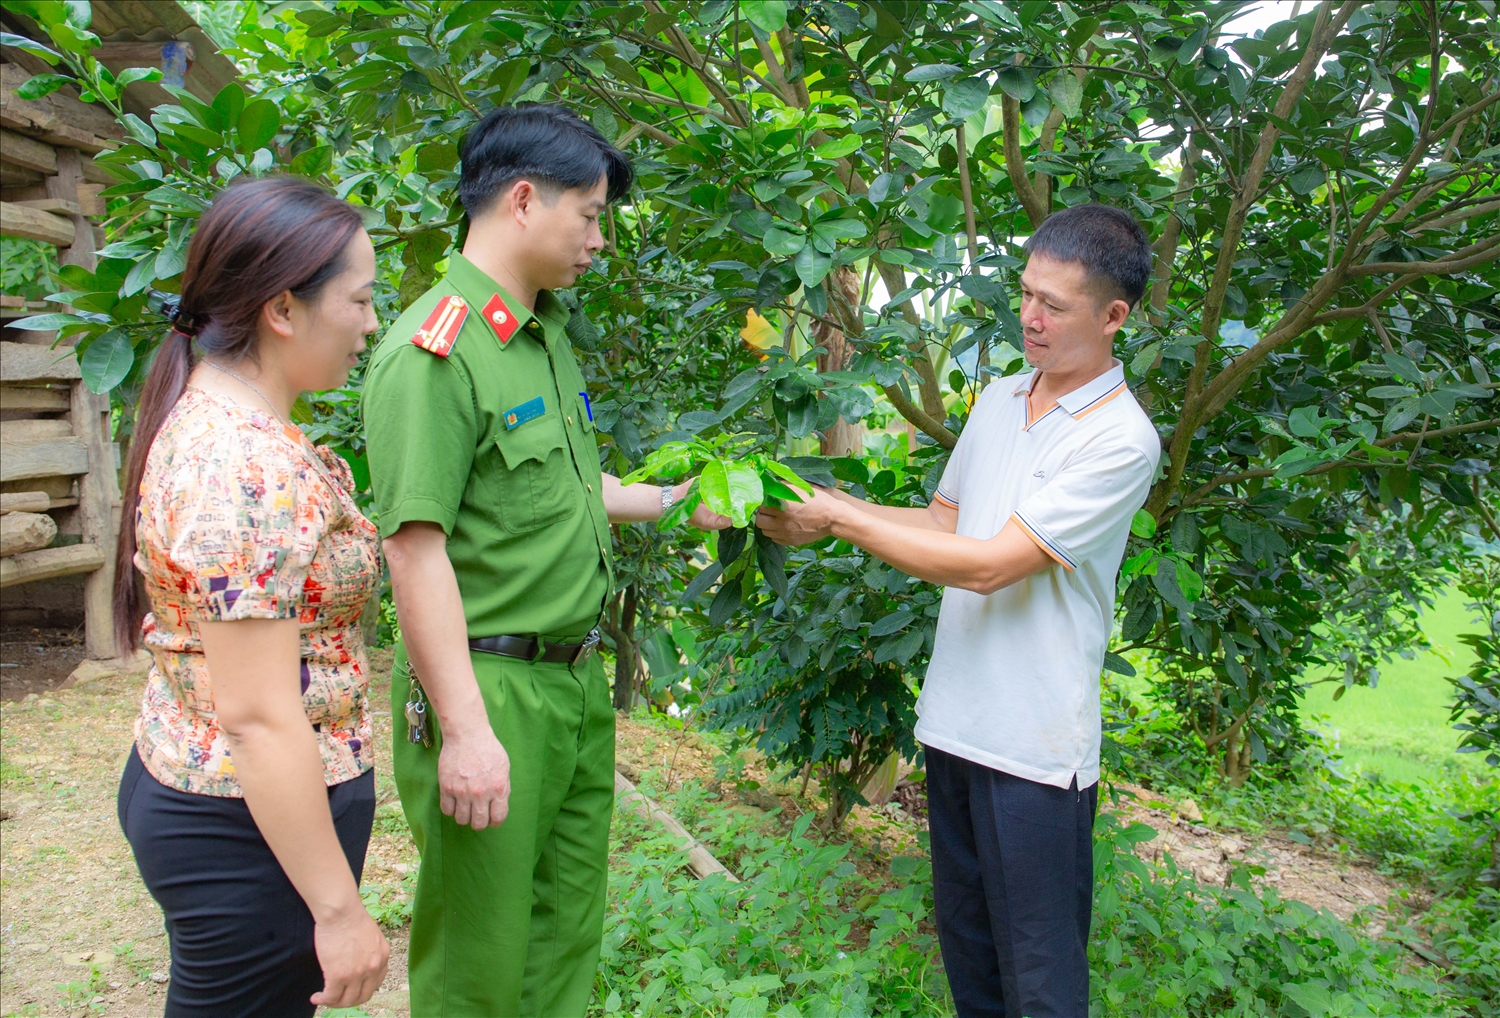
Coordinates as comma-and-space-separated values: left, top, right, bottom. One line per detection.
915, 361, 1160, 789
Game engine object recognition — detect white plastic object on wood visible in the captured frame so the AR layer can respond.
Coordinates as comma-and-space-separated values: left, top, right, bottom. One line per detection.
0, 542, 104, 588
0, 510, 57, 556
614, 771, 739, 882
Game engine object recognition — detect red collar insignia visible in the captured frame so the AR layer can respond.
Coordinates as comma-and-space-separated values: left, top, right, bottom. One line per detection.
482, 293, 522, 345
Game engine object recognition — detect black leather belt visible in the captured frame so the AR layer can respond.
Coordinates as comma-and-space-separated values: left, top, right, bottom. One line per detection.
468, 629, 601, 665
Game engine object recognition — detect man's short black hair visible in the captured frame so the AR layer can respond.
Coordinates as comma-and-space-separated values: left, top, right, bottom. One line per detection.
458, 103, 633, 218
1024, 203, 1151, 309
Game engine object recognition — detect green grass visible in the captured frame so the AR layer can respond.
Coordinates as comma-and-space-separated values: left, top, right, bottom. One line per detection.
1300, 587, 1487, 783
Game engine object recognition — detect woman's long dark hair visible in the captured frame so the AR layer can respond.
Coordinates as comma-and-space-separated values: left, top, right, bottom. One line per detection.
114, 176, 364, 651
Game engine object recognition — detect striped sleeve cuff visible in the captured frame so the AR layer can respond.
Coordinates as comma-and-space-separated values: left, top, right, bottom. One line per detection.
933, 488, 959, 509
1011, 511, 1077, 571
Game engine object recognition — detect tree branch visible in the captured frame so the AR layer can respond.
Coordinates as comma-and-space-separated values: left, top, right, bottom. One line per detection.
1148, 135, 1200, 325
1201, 700, 1259, 749
1151, 1, 1358, 516
776, 28, 811, 108
1001, 94, 1049, 229
643, 0, 751, 127
751, 32, 798, 105
1349, 233, 1500, 277
873, 255, 952, 436
882, 384, 957, 449
1183, 418, 1500, 505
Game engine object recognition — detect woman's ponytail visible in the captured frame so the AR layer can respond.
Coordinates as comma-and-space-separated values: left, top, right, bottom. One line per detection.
113, 326, 194, 652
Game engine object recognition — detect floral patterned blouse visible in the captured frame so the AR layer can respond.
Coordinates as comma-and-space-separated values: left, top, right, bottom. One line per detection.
132, 386, 379, 797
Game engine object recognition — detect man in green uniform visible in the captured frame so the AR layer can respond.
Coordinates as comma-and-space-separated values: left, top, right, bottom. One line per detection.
363, 104, 726, 1017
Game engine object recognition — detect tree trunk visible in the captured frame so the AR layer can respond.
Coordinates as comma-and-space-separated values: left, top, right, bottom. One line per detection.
816, 268, 865, 457
608, 582, 641, 710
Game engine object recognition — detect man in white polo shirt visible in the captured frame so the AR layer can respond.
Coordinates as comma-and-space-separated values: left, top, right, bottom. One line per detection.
758, 204, 1160, 1017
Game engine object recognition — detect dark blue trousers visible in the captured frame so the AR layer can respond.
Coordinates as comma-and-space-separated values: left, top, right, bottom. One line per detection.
118, 746, 375, 1018
924, 744, 1098, 1018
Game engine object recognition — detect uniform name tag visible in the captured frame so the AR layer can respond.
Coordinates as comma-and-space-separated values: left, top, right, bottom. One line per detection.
504, 397, 546, 430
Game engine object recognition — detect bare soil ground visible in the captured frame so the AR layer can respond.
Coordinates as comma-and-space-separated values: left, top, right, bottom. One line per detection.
1, 642, 1406, 1017
1, 630, 86, 703
1108, 787, 1399, 930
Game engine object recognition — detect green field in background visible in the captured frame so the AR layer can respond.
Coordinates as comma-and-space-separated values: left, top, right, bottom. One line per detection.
1301, 588, 1487, 784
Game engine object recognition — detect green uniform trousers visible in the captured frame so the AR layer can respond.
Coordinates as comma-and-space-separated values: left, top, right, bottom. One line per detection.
391, 643, 615, 1017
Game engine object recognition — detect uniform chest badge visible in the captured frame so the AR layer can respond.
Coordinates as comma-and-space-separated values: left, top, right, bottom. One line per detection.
411, 295, 468, 357
483, 293, 522, 345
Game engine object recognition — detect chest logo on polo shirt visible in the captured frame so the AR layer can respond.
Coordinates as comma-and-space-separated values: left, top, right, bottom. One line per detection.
482, 293, 522, 345
410, 295, 468, 357
1034, 469, 1046, 478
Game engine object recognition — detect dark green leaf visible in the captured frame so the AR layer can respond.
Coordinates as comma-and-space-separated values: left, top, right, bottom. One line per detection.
16, 73, 71, 99
869, 611, 914, 637
995, 66, 1035, 102
904, 63, 962, 82
237, 99, 281, 153
943, 77, 990, 119
757, 533, 789, 600
79, 329, 133, 393
708, 571, 744, 626
682, 559, 724, 602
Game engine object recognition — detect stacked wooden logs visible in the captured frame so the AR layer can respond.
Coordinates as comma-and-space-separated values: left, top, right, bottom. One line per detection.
2, 52, 122, 659
0, 342, 115, 610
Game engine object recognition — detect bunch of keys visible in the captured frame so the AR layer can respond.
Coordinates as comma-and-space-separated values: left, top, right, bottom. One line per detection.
405, 666, 433, 748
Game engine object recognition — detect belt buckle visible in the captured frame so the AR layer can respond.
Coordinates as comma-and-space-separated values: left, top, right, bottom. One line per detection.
572, 628, 601, 666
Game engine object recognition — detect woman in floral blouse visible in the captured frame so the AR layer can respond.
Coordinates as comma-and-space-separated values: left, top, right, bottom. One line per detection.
114, 177, 388, 1017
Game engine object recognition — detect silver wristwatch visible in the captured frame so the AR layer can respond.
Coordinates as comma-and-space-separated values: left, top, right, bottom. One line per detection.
661, 485, 675, 515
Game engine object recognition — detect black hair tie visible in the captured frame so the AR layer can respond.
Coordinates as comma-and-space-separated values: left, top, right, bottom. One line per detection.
147, 288, 205, 338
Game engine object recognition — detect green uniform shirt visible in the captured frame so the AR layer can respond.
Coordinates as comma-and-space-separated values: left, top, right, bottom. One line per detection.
363, 252, 612, 639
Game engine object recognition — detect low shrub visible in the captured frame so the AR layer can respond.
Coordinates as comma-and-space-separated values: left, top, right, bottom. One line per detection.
591, 763, 1462, 1017
1090, 815, 1457, 1017
594, 777, 947, 1018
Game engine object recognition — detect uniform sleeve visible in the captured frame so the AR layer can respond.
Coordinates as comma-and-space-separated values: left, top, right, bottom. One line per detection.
363, 341, 479, 539
167, 436, 321, 621
1011, 439, 1154, 572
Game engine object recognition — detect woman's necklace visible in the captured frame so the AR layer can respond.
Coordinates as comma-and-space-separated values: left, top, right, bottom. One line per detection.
203, 360, 285, 423
202, 360, 344, 495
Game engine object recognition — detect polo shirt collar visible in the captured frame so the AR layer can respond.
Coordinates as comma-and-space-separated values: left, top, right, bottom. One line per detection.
1010, 360, 1127, 420
445, 252, 570, 343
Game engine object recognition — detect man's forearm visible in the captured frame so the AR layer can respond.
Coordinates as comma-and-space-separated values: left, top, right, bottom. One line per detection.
830, 504, 1051, 595
384, 525, 488, 740
600, 472, 664, 523
830, 488, 950, 530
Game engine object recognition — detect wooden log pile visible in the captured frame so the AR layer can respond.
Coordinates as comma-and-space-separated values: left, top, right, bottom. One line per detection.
2, 39, 123, 659
0, 341, 118, 651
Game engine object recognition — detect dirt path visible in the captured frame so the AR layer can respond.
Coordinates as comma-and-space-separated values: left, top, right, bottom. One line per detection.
1108, 787, 1399, 931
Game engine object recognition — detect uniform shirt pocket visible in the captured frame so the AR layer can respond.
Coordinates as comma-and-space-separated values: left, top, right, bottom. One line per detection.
490, 412, 577, 534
